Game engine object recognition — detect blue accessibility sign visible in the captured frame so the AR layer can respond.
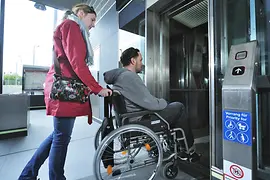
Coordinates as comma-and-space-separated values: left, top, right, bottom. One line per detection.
223, 110, 251, 146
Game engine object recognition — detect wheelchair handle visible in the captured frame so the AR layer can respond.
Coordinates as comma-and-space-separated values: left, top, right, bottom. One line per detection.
106, 85, 112, 90
97, 85, 113, 97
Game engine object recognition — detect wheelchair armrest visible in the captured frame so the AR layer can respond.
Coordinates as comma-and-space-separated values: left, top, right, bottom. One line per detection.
119, 110, 154, 119
119, 110, 170, 129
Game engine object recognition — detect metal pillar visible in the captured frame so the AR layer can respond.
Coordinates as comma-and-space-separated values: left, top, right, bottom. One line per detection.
222, 41, 258, 180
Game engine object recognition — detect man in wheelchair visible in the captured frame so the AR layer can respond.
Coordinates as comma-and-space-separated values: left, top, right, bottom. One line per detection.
103, 47, 201, 162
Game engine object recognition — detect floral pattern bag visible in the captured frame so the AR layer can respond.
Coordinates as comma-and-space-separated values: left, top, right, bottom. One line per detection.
50, 50, 89, 103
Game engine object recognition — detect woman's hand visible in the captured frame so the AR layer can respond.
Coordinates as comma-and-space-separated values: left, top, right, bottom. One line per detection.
98, 88, 112, 97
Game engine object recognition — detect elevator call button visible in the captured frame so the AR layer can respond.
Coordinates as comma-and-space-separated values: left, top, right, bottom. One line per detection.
235, 51, 247, 60
232, 66, 245, 76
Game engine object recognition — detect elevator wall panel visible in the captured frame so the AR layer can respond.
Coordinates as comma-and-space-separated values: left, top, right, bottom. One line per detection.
145, 10, 160, 97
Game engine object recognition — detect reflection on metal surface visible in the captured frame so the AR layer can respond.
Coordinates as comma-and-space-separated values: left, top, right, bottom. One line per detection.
145, 10, 160, 96
208, 0, 215, 167
145, 10, 170, 99
192, 33, 204, 74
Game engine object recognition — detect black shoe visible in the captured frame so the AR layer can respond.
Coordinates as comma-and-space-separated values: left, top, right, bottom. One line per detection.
189, 151, 201, 162
178, 151, 189, 161
178, 150, 201, 162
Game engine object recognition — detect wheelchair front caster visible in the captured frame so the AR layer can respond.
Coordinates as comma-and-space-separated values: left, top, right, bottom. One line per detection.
162, 161, 178, 179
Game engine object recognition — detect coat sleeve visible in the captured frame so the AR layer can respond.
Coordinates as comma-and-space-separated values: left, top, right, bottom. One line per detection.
119, 72, 168, 111
60, 21, 103, 94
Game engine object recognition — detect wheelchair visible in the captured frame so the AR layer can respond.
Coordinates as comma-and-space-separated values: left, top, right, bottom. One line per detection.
93, 90, 190, 180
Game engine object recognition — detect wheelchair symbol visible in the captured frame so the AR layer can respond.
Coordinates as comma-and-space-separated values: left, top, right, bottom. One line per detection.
237, 133, 249, 144
225, 130, 236, 140
225, 120, 236, 130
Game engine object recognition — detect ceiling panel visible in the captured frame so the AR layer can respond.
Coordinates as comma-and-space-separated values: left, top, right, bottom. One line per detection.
30, 0, 86, 10
31, 0, 115, 22
172, 0, 208, 29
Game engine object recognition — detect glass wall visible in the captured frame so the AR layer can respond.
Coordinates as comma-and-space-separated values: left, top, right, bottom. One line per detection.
118, 0, 145, 82
2, 0, 64, 94
119, 28, 145, 80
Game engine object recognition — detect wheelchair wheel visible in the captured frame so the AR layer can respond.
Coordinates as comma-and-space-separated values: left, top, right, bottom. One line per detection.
95, 126, 140, 164
93, 124, 163, 180
95, 125, 142, 165
94, 116, 115, 150
162, 161, 178, 179
94, 126, 102, 150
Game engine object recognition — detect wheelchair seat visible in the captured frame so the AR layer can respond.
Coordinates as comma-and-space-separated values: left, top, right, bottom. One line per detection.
111, 90, 170, 132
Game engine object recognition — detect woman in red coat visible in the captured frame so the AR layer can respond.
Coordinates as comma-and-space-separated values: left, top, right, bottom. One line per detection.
19, 4, 111, 180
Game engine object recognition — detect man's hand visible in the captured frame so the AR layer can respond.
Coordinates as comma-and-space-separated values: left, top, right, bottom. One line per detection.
98, 88, 112, 97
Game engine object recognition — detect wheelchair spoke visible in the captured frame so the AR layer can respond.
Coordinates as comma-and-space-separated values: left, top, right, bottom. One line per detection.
94, 124, 163, 180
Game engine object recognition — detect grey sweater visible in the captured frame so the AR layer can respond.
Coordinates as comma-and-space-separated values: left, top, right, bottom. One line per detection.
103, 68, 168, 112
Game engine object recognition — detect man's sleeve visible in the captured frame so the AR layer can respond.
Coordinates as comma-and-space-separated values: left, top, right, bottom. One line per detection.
121, 73, 168, 111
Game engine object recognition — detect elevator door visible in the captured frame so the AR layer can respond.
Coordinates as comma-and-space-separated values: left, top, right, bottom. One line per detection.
146, 0, 210, 178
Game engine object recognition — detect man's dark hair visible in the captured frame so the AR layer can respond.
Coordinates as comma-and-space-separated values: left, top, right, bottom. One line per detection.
120, 47, 140, 66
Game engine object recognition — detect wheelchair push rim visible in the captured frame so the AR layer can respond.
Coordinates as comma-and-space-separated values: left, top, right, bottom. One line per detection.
93, 124, 163, 180
95, 125, 142, 165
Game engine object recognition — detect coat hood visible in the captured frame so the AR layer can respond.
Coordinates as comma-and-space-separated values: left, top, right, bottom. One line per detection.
103, 68, 128, 84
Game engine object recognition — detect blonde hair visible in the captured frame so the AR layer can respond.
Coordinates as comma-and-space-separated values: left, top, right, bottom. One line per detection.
62, 3, 96, 20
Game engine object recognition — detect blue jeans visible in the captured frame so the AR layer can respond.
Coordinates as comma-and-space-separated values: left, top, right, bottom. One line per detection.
19, 117, 76, 180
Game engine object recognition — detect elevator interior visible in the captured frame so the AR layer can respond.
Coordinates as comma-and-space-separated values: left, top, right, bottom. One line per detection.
166, 0, 210, 178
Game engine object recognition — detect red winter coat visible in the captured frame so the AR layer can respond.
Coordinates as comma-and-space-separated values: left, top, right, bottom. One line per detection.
44, 19, 102, 124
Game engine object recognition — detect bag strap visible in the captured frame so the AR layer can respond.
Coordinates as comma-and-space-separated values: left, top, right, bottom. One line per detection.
53, 46, 61, 76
